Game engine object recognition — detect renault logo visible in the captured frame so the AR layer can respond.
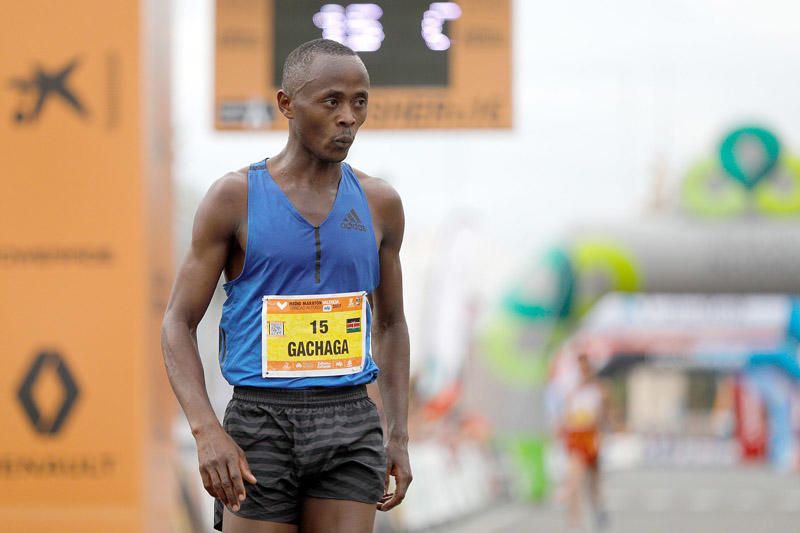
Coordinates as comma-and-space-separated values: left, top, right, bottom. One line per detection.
17, 351, 80, 435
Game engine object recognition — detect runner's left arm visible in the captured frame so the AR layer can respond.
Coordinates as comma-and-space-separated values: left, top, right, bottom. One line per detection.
370, 181, 412, 512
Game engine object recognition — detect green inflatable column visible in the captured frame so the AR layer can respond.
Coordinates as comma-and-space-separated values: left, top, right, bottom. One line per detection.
511, 435, 549, 501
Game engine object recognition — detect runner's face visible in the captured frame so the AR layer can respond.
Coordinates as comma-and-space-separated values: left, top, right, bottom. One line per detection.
292, 55, 369, 163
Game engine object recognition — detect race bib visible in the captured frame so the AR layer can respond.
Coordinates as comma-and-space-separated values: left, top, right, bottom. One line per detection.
262, 291, 367, 378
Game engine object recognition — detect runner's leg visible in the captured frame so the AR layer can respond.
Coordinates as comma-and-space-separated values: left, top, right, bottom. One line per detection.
299, 497, 376, 533
222, 509, 298, 533
565, 452, 585, 530
587, 465, 609, 529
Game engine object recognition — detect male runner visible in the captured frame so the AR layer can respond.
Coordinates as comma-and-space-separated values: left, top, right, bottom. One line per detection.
161, 39, 411, 532
560, 352, 609, 532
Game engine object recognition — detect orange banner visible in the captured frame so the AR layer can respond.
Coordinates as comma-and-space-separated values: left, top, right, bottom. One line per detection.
0, 1, 176, 531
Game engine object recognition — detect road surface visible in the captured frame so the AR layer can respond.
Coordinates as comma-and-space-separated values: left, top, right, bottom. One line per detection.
430, 467, 800, 533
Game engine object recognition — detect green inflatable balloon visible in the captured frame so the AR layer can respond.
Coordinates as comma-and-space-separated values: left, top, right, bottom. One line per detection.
503, 247, 574, 321
682, 158, 748, 217
719, 126, 781, 189
754, 156, 800, 216
480, 312, 565, 387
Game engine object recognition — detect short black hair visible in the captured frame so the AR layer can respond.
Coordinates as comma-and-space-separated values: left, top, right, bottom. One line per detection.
281, 39, 361, 96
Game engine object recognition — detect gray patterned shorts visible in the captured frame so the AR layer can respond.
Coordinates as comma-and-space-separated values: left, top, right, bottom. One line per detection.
213, 385, 386, 529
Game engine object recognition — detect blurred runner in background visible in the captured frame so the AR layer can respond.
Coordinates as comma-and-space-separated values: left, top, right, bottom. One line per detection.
560, 352, 609, 532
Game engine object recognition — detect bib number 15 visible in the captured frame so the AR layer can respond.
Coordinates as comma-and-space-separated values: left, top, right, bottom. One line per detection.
310, 320, 329, 334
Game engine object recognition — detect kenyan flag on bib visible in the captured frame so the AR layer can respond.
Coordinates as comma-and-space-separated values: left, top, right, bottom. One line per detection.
346, 318, 361, 333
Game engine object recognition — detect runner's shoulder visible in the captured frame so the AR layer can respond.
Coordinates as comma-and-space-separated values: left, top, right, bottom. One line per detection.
194, 168, 248, 237
350, 166, 402, 211
204, 167, 248, 212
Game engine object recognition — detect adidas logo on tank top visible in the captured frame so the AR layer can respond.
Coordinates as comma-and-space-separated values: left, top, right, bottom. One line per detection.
340, 208, 367, 232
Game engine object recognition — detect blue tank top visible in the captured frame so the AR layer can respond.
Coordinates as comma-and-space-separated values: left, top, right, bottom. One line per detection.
218, 159, 381, 388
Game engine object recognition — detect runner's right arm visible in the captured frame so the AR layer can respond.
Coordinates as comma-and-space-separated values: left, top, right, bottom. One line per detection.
161, 172, 256, 512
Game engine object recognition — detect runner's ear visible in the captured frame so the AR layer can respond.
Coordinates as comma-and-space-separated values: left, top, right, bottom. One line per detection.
277, 90, 293, 119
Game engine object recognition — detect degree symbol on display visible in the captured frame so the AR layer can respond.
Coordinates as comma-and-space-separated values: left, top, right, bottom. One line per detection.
422, 2, 462, 51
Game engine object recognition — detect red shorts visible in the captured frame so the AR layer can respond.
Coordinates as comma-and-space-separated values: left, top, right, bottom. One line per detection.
563, 429, 599, 468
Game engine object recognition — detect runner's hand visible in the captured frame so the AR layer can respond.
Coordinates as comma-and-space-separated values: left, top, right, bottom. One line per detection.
377, 440, 412, 511
196, 425, 257, 512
